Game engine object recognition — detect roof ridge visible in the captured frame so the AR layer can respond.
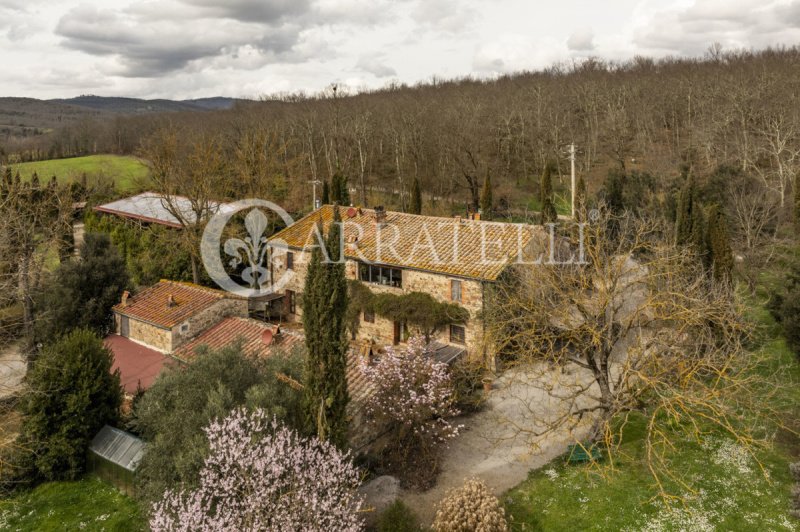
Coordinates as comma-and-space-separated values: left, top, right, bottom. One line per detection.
158, 279, 228, 297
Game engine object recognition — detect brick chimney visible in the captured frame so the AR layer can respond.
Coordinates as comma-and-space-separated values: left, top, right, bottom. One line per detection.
374, 205, 387, 225
120, 290, 130, 307
166, 294, 176, 308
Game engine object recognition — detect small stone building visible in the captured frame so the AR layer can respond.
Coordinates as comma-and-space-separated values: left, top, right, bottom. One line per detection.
267, 205, 544, 362
112, 280, 248, 353
105, 280, 249, 396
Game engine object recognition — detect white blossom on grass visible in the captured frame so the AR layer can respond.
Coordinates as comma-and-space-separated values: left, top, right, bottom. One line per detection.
150, 408, 365, 532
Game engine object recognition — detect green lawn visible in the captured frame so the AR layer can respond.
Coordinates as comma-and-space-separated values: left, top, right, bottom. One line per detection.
0, 478, 145, 531
11, 155, 149, 192
505, 298, 800, 531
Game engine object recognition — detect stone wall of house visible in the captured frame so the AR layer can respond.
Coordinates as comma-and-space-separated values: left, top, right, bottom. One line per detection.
171, 298, 249, 349
352, 269, 486, 359
116, 313, 171, 352
271, 246, 488, 360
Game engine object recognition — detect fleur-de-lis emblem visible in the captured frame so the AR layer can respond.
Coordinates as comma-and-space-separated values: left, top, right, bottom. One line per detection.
224, 208, 270, 289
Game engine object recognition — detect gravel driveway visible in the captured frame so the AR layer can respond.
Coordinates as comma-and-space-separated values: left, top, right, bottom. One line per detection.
0, 341, 26, 401
400, 361, 597, 525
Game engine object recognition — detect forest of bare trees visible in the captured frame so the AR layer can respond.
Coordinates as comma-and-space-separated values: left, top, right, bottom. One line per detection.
3, 47, 799, 223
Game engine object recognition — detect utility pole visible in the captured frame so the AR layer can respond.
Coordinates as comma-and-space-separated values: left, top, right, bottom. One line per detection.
308, 179, 322, 210
569, 143, 576, 219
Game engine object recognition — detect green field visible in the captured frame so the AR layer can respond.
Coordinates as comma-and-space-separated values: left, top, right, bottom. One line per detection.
504, 300, 800, 531
11, 155, 149, 192
0, 478, 144, 531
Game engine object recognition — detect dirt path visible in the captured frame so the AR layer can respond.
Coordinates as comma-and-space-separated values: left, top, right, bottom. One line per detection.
399, 363, 596, 524
0, 340, 26, 401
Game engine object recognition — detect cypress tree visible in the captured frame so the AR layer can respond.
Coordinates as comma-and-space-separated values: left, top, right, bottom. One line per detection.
795, 178, 800, 232
321, 180, 330, 205
331, 172, 350, 205
480, 175, 493, 220
539, 163, 558, 224
410, 176, 422, 215
575, 175, 587, 222
675, 174, 710, 265
302, 206, 350, 447
706, 205, 733, 283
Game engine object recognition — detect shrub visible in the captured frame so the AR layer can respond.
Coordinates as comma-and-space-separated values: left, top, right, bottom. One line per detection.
34, 232, 129, 343
131, 342, 304, 504
450, 359, 486, 414
150, 408, 364, 531
361, 337, 460, 488
433, 478, 508, 532
377, 500, 420, 531
16, 329, 122, 482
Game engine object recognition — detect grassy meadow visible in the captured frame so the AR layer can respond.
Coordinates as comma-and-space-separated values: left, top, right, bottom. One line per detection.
10, 155, 149, 192
0, 478, 144, 531
504, 297, 800, 531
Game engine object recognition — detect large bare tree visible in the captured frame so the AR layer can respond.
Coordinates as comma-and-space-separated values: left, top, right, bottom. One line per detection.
140, 128, 230, 284
484, 209, 783, 496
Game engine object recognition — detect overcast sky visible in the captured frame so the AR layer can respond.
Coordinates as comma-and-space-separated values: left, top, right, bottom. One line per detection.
1, 0, 799, 100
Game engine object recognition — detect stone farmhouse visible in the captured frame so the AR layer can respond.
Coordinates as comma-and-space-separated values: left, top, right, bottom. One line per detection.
105, 280, 300, 395
267, 205, 544, 364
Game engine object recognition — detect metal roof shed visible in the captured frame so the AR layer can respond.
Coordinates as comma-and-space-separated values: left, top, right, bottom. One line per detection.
88, 425, 145, 496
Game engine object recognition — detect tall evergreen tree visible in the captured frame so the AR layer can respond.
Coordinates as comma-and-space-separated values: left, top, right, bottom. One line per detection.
575, 175, 587, 222
321, 180, 330, 205
604, 169, 626, 215
795, 177, 800, 232
409, 176, 422, 215
675, 173, 706, 258
17, 329, 122, 482
539, 163, 558, 224
34, 232, 129, 343
706, 205, 733, 283
480, 175, 493, 220
331, 172, 350, 205
302, 206, 350, 447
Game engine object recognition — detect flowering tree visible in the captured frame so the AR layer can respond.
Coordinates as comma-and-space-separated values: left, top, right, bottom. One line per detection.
150, 408, 365, 532
361, 337, 461, 486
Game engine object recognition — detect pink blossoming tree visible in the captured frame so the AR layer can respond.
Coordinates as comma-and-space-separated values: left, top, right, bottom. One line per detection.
150, 408, 365, 532
361, 336, 461, 487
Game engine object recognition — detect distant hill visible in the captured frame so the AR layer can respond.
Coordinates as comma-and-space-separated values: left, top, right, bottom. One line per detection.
0, 95, 245, 139
0, 97, 106, 136
49, 95, 243, 113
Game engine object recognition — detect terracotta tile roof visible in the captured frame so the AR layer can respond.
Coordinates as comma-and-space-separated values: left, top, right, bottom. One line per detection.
269, 205, 544, 281
113, 280, 233, 329
106, 334, 177, 394
347, 347, 375, 403
173, 317, 303, 362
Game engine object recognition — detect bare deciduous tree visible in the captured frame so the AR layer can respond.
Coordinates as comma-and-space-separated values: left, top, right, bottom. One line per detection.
484, 209, 783, 497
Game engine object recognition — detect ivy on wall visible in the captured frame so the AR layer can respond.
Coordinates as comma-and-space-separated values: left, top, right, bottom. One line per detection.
347, 280, 469, 341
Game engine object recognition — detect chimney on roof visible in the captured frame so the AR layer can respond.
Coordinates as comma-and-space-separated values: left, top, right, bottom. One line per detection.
121, 290, 130, 307
166, 294, 176, 308
374, 205, 386, 225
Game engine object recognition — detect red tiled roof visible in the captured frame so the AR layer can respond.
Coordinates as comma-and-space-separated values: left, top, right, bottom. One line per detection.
173, 317, 304, 362
269, 205, 544, 281
113, 280, 233, 329
106, 334, 177, 394
347, 349, 374, 403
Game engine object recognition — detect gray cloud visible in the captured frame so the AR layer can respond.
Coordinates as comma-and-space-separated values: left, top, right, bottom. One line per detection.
55, 4, 309, 77
633, 0, 800, 55
567, 28, 594, 51
177, 0, 311, 23
356, 55, 397, 77
412, 0, 477, 33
